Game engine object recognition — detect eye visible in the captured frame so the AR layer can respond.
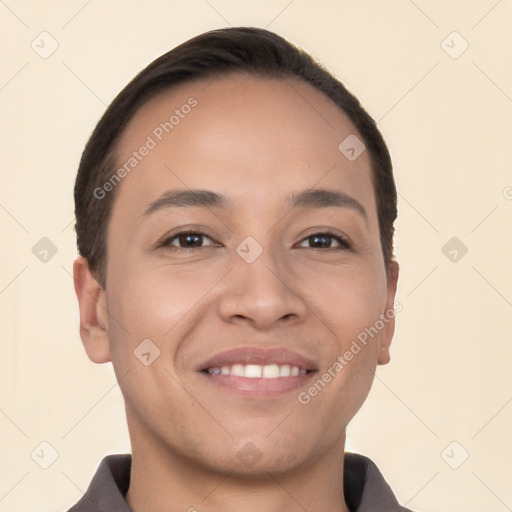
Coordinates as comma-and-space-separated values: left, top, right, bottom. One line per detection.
297, 232, 351, 249
160, 231, 219, 250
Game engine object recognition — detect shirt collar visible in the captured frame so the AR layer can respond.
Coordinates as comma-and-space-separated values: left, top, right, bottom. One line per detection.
68, 452, 412, 512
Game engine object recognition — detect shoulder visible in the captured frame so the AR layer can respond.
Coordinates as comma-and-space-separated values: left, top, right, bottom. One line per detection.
344, 452, 415, 512
65, 454, 132, 512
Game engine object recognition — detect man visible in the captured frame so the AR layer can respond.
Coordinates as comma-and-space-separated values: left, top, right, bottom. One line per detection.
70, 27, 409, 512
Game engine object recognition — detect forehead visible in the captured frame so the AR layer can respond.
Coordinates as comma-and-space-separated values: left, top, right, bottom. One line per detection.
112, 73, 376, 222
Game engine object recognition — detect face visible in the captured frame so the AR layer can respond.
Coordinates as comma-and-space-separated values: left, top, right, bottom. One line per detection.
76, 74, 398, 475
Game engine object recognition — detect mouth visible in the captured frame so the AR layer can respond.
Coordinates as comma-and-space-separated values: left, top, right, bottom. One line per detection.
197, 347, 317, 398
203, 363, 308, 378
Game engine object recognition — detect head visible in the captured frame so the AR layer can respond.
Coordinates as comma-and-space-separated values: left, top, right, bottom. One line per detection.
75, 27, 397, 288
73, 27, 399, 476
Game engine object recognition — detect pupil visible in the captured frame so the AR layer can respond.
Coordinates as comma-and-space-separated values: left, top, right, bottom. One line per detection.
312, 235, 329, 248
181, 234, 201, 246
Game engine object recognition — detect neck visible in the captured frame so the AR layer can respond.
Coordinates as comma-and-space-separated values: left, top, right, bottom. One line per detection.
125, 425, 350, 512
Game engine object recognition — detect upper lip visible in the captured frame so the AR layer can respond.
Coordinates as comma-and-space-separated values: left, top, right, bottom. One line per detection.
197, 347, 318, 372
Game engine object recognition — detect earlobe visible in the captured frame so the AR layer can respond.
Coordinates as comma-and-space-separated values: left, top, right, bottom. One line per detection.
378, 260, 399, 366
73, 256, 111, 364
378, 346, 391, 365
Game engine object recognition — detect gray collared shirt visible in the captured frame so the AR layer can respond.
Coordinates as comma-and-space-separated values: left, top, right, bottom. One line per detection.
66, 453, 413, 512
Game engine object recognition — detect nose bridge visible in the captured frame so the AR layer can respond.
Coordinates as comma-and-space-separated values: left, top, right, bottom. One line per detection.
237, 239, 291, 300
240, 246, 287, 295
217, 238, 305, 328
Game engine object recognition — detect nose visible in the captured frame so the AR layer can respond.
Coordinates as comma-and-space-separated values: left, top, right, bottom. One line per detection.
216, 247, 308, 331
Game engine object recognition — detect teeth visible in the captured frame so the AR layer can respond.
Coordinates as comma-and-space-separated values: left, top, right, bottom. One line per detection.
231, 364, 245, 377
262, 364, 279, 378
206, 363, 306, 378
244, 364, 262, 378
279, 364, 291, 377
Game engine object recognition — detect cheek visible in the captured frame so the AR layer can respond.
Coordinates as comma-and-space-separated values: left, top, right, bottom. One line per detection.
298, 261, 387, 335
108, 259, 210, 328
103, 268, 203, 424
104, 262, 225, 372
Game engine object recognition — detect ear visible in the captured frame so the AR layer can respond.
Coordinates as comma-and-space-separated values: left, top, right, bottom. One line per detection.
73, 256, 111, 364
378, 260, 399, 365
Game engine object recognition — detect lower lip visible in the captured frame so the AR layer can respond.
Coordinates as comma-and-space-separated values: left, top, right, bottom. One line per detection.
199, 371, 316, 399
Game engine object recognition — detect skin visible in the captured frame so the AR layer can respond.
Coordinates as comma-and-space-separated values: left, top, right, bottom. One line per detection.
74, 73, 399, 512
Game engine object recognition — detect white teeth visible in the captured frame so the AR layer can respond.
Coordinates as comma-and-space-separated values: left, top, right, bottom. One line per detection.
231, 364, 245, 377
206, 363, 305, 378
244, 364, 262, 378
279, 364, 291, 377
262, 364, 280, 378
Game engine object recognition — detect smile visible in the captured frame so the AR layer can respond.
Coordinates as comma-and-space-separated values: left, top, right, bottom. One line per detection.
197, 347, 317, 398
205, 363, 308, 378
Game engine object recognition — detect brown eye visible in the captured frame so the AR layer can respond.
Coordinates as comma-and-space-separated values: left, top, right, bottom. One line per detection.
298, 232, 350, 249
161, 231, 217, 249
176, 233, 204, 247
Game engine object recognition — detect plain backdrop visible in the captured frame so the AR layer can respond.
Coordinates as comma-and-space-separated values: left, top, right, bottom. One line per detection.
1, 1, 511, 511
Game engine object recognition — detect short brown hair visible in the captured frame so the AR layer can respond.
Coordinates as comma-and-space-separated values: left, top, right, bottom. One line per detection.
74, 27, 397, 287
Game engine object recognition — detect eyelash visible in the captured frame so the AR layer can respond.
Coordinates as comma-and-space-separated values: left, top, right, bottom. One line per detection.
159, 230, 351, 251
297, 232, 351, 250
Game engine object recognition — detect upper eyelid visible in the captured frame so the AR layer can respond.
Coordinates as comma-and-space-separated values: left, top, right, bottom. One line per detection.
163, 231, 218, 246
299, 233, 351, 248
297, 227, 351, 243
158, 225, 218, 243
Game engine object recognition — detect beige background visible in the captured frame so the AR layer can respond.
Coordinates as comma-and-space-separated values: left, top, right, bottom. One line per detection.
1, 1, 511, 511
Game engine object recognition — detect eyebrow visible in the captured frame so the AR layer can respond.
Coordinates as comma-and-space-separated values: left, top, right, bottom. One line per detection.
142, 188, 367, 222
286, 188, 367, 222
143, 189, 232, 215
